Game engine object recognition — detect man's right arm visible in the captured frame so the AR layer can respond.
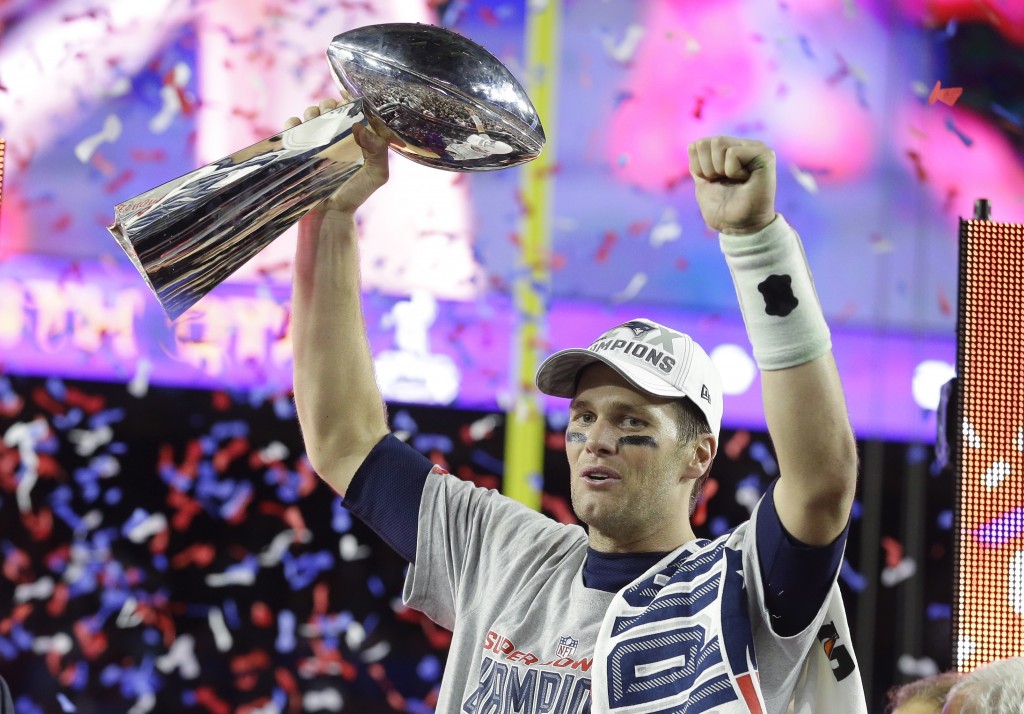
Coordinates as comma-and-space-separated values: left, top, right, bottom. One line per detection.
290, 100, 392, 496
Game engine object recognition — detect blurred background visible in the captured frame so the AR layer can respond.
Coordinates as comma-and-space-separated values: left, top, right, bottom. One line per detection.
0, 0, 1021, 711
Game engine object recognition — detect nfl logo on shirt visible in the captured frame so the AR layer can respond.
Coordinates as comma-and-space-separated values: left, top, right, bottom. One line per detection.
556, 636, 578, 659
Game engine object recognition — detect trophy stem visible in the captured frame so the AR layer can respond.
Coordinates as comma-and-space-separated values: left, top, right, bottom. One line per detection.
108, 98, 369, 321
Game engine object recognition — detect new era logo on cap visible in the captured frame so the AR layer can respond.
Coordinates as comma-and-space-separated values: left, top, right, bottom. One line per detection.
534, 317, 724, 438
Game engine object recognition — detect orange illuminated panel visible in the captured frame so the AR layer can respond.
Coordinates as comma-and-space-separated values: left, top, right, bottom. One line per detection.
955, 218, 1024, 671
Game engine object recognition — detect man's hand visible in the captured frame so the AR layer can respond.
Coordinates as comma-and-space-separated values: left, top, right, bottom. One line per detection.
688, 136, 777, 235
284, 97, 391, 216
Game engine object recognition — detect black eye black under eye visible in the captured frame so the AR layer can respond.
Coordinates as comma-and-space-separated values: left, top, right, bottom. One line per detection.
618, 435, 657, 447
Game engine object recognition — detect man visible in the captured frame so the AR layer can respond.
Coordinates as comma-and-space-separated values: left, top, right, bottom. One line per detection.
887, 672, 961, 714
288, 98, 866, 713
942, 657, 1024, 713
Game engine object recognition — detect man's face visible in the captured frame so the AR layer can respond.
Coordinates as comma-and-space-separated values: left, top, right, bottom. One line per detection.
566, 363, 697, 552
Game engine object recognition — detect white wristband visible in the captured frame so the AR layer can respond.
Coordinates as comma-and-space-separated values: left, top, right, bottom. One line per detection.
719, 214, 831, 370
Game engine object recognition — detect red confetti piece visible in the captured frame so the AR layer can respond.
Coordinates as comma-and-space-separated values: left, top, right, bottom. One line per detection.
881, 535, 903, 568
168, 495, 203, 535
691, 477, 719, 527
23, 507, 54, 541
928, 80, 963, 106
48, 582, 70, 616
595, 230, 618, 263
73, 619, 109, 660
171, 543, 215, 569
724, 431, 751, 460
905, 150, 928, 182
938, 286, 952, 316
541, 492, 576, 525
213, 437, 249, 472
193, 686, 231, 714
251, 602, 273, 628
104, 169, 135, 194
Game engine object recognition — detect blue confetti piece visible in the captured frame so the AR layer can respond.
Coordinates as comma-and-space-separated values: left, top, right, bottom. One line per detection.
222, 598, 241, 628
14, 697, 43, 714
0, 636, 17, 660
46, 377, 68, 401
945, 116, 973, 147
413, 433, 454, 454
105, 487, 122, 505
748, 443, 778, 475
367, 575, 386, 598
143, 628, 161, 646
122, 508, 153, 537
273, 395, 296, 420
850, 499, 863, 520
211, 420, 249, 441
283, 551, 335, 590
391, 410, 419, 434
798, 34, 815, 59
57, 693, 77, 712
88, 408, 125, 429
276, 610, 296, 653
364, 612, 379, 636
100, 664, 122, 687
546, 409, 569, 430
905, 444, 928, 464
53, 408, 84, 431
991, 102, 1023, 128
937, 509, 954, 530
219, 482, 253, 521
182, 689, 197, 706
417, 654, 443, 682
927, 603, 951, 620
331, 500, 352, 533
709, 516, 730, 537
737, 475, 761, 492
153, 554, 168, 572
839, 560, 868, 592
471, 449, 505, 476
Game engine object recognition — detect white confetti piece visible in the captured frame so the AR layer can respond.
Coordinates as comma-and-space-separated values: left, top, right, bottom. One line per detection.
339, 534, 372, 561
68, 424, 113, 457
156, 634, 200, 679
208, 607, 233, 652
31, 633, 73, 655
649, 209, 682, 248
880, 557, 917, 586
303, 689, 343, 712
791, 164, 819, 194
897, 654, 938, 677
126, 512, 168, 543
127, 693, 156, 714
74, 114, 122, 163
611, 272, 648, 303
15, 575, 54, 603
601, 24, 645, 64
128, 359, 152, 398
468, 415, 501, 441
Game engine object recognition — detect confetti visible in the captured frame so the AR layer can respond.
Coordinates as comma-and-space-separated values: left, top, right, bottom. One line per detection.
73, 115, 122, 164
600, 24, 645, 64
928, 80, 963, 106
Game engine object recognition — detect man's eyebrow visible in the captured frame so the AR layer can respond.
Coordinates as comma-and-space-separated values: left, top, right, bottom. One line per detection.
569, 398, 656, 417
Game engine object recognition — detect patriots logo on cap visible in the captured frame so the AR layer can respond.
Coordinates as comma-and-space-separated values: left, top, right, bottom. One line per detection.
620, 320, 655, 337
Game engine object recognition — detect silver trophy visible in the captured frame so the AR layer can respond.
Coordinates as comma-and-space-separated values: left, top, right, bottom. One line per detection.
108, 23, 546, 321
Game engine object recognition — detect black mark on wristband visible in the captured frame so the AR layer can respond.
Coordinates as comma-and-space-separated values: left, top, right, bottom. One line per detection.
758, 274, 799, 317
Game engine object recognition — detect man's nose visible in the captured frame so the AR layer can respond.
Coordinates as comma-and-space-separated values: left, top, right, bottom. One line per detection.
586, 420, 618, 453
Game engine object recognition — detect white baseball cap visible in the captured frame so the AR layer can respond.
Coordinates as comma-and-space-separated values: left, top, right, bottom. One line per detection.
535, 318, 723, 438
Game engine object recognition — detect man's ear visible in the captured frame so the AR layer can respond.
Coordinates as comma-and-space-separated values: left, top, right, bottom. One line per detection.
689, 434, 716, 477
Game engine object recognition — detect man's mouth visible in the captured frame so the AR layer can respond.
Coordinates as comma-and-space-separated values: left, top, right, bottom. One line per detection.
581, 467, 621, 484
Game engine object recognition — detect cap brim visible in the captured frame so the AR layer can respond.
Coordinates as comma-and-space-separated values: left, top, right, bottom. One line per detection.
535, 349, 686, 400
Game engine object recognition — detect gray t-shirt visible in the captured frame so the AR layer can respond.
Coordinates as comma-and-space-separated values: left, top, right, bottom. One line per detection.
404, 467, 865, 714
